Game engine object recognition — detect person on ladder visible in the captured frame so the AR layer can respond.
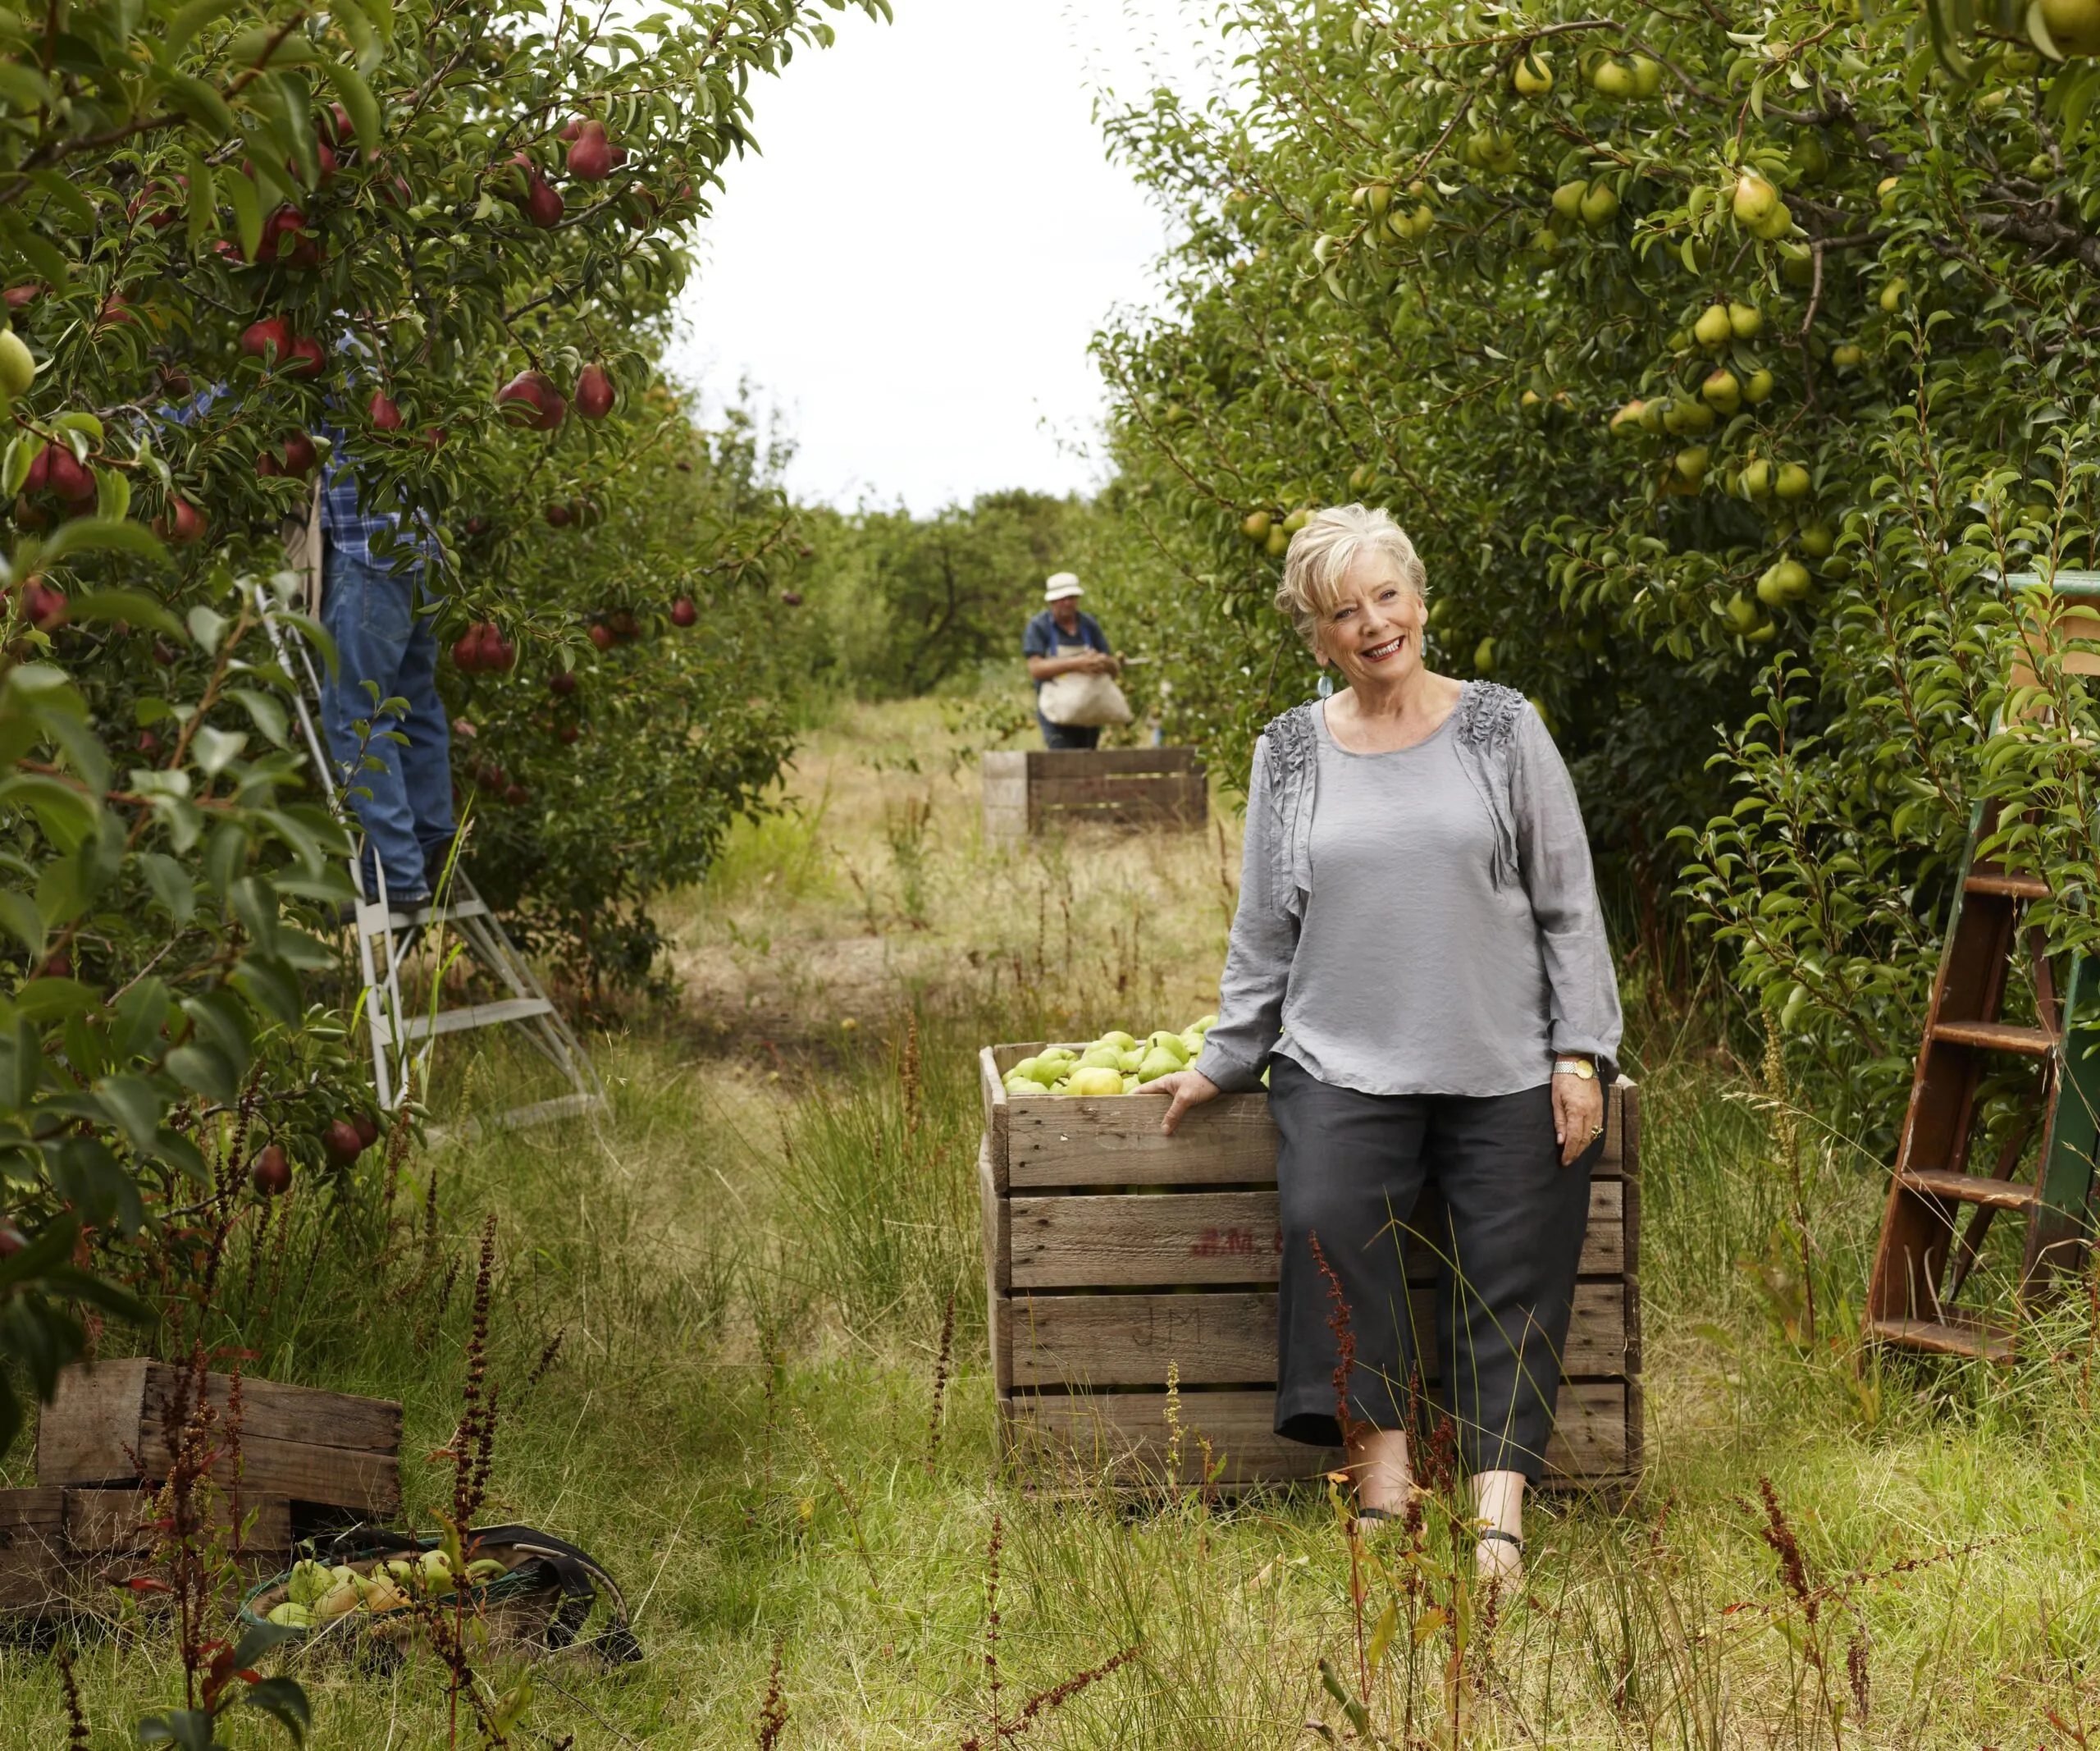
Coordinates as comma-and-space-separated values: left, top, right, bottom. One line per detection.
296, 419, 455, 913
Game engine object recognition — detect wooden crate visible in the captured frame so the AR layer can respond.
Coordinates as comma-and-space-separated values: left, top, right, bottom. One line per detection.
37, 1360, 403, 1517
982, 747, 1208, 838
0, 1485, 293, 1613
979, 1044, 1641, 1491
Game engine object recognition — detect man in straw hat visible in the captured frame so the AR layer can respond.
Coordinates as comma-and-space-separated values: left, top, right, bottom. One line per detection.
1023, 572, 1121, 748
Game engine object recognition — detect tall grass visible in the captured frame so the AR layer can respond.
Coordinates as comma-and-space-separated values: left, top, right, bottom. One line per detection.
9, 703, 2100, 1747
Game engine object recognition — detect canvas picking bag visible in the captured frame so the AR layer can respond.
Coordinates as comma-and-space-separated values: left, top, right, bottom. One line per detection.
1037, 642, 1134, 728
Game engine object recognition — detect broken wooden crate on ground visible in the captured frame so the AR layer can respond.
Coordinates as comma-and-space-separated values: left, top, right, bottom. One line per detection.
978, 1044, 1642, 1491
1, 1361, 401, 1614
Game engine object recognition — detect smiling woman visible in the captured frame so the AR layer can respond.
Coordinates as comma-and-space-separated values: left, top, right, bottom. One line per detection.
1144, 504, 1622, 1589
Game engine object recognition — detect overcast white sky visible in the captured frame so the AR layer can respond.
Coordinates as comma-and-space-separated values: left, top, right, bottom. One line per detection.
662, 0, 1217, 514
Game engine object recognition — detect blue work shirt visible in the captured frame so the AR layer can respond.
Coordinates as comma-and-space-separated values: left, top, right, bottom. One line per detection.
1023, 608, 1110, 692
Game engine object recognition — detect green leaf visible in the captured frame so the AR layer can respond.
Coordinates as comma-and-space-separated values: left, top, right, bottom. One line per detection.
112, 976, 171, 1061
190, 724, 247, 778
12, 978, 98, 1022
66, 589, 183, 637
227, 687, 289, 746
36, 519, 167, 566
331, 0, 378, 66
0, 889, 40, 958
94, 1074, 162, 1150
157, 71, 236, 135
164, 1040, 238, 1103
240, 1675, 313, 1744
229, 953, 302, 1026
323, 60, 383, 156
26, 172, 95, 235
165, 0, 244, 58
93, 467, 130, 523
0, 208, 71, 289
137, 853, 197, 923
50, 1136, 144, 1233
0, 775, 98, 853
184, 149, 216, 256
0, 62, 52, 112
187, 604, 227, 652
136, 1708, 215, 1751
224, 167, 262, 264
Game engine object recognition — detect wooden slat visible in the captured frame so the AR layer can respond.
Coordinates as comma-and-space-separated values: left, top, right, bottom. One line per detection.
62, 1487, 293, 1555
1005, 1381, 1628, 1486
1002, 1279, 1628, 1389
988, 1054, 1636, 1186
0, 1487, 70, 1612
1028, 749, 1198, 777
39, 1362, 402, 1516
979, 1142, 1011, 1390
1929, 1019, 2054, 1056
1007, 1092, 1278, 1188
1032, 778, 1206, 813
979, 1048, 1011, 1185
136, 1367, 401, 1456
1006, 1186, 1623, 1289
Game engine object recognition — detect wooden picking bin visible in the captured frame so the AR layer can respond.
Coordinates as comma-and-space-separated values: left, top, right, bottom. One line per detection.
982, 748, 1208, 838
978, 1045, 1641, 1491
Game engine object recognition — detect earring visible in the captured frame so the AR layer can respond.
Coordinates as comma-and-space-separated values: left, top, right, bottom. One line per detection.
1317, 672, 1335, 699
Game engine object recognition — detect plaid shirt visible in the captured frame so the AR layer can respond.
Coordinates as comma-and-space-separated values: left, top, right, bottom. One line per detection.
169, 367, 440, 575
313, 415, 440, 574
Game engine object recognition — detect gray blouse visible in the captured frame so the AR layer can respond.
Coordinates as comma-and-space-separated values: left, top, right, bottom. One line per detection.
1194, 683, 1623, 1098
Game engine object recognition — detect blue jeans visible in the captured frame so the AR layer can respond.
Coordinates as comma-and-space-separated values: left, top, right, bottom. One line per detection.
319, 549, 454, 901
1038, 714, 1101, 750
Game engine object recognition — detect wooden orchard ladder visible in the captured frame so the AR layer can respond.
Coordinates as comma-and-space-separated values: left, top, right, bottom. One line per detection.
1865, 572, 2100, 1360
254, 584, 607, 1135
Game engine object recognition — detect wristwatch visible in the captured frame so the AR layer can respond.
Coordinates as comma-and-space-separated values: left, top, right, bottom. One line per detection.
1552, 1056, 1596, 1081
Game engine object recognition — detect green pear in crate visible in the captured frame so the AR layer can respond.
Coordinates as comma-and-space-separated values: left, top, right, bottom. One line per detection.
1002, 1016, 1214, 1096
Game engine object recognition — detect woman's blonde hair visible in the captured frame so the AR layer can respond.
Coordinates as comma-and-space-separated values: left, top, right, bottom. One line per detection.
1274, 504, 1427, 648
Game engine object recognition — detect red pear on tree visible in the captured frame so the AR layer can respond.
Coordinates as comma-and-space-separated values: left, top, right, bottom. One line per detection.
251, 1145, 292, 1196
496, 370, 566, 431
566, 121, 616, 181
575, 363, 615, 420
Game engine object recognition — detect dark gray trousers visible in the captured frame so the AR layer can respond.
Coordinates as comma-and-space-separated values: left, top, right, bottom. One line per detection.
1267, 1055, 1596, 1480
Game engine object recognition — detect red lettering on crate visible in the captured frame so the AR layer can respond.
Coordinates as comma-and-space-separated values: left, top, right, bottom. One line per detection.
1189, 1227, 1282, 1259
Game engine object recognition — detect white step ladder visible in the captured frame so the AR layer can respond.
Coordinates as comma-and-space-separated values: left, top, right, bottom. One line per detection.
255, 582, 608, 1134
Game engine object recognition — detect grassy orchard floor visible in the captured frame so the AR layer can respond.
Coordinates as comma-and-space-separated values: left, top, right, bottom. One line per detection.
7, 697, 2100, 1747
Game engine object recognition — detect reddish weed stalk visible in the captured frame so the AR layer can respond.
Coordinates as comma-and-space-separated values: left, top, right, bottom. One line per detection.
959, 1512, 1134, 1750
755, 1634, 790, 1749
924, 1288, 956, 1474
57, 1646, 88, 1747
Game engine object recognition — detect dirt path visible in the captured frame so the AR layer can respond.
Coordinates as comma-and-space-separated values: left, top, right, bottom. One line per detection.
662, 700, 1244, 1045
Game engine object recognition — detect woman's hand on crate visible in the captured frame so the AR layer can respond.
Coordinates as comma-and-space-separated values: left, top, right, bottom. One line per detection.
1143, 1069, 1221, 1136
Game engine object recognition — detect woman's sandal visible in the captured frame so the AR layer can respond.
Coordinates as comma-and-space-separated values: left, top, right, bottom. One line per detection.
1476, 1526, 1525, 1584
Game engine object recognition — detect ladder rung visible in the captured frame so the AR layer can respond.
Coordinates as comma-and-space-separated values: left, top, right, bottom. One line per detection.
1896, 1167, 2039, 1212
1965, 870, 2048, 900
1929, 1020, 2055, 1055
358, 898, 493, 932
1862, 1311, 2016, 1363
377, 996, 555, 1046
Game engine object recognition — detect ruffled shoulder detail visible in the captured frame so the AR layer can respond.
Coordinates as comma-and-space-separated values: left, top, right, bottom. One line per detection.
1453, 681, 1527, 758
1260, 701, 1318, 811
